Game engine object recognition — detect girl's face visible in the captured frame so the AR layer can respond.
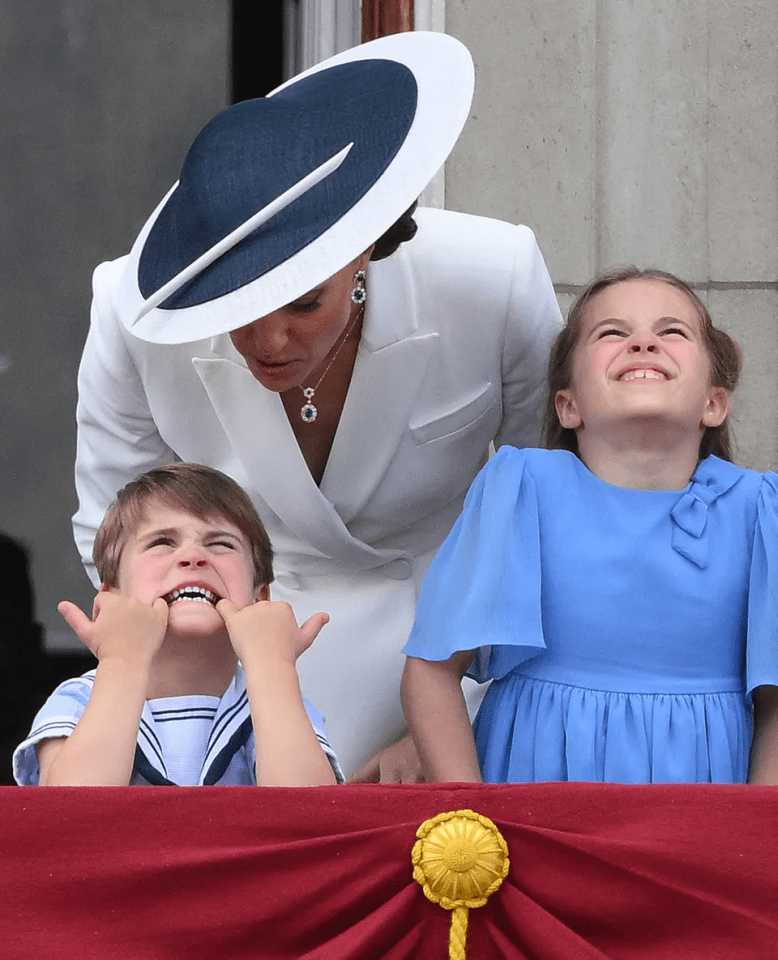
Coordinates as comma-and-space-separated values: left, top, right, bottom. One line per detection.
555, 279, 729, 440
229, 251, 372, 394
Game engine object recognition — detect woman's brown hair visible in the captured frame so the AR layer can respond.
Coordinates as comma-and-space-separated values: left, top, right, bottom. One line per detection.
370, 201, 418, 261
542, 267, 742, 461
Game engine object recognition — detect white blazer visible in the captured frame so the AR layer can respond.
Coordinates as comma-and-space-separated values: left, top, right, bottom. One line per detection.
73, 207, 563, 773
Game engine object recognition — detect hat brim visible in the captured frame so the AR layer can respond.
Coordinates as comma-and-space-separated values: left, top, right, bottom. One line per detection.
118, 32, 475, 345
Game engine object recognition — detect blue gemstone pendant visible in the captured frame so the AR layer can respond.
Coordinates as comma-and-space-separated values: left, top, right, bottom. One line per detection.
301, 387, 318, 422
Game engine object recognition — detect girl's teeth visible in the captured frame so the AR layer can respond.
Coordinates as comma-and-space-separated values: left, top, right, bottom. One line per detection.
621, 369, 665, 381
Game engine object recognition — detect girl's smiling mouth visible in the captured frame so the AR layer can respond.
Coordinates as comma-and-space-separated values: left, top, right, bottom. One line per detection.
618, 367, 668, 382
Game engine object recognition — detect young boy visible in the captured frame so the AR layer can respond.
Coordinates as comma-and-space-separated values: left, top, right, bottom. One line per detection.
14, 463, 342, 786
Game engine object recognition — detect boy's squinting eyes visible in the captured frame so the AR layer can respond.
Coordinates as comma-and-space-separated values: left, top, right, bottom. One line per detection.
115, 502, 263, 620
142, 529, 242, 552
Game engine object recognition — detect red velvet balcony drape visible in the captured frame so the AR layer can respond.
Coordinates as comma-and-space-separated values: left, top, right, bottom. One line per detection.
2, 782, 776, 959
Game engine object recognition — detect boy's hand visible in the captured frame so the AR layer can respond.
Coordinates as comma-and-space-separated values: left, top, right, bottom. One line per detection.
58, 591, 169, 666
216, 598, 328, 666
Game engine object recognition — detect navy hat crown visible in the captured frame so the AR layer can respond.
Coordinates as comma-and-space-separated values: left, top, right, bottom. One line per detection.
120, 31, 476, 344
139, 60, 417, 309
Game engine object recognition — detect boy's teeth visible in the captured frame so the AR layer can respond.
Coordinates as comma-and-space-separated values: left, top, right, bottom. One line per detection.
165, 586, 219, 605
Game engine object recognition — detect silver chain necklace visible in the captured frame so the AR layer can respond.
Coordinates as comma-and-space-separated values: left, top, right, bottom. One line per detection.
299, 303, 365, 423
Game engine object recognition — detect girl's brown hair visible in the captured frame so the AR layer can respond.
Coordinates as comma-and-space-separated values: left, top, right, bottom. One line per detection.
93, 463, 274, 589
542, 267, 741, 461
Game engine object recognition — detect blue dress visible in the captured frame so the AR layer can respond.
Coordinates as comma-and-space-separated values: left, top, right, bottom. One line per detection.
403, 448, 778, 784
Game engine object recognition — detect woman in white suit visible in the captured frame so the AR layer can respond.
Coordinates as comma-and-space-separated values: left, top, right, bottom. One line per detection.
73, 33, 563, 779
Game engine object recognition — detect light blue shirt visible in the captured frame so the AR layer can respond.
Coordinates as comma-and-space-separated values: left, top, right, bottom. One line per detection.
14, 664, 343, 785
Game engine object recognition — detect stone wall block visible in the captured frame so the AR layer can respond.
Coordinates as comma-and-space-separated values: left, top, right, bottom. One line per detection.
707, 1, 778, 281
446, 0, 599, 284
0, 3, 228, 646
596, 0, 709, 276
708, 288, 778, 471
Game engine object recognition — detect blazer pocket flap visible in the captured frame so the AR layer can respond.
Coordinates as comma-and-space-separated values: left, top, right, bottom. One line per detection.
410, 383, 496, 445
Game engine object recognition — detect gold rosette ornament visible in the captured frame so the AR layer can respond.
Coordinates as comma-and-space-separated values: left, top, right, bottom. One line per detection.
412, 809, 509, 960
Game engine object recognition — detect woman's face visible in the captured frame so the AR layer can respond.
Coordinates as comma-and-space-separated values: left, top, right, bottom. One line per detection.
229, 252, 371, 393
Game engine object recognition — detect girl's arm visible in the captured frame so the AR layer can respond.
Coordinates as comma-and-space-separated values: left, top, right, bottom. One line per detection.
38, 594, 167, 786
748, 685, 778, 785
218, 599, 336, 786
402, 652, 482, 783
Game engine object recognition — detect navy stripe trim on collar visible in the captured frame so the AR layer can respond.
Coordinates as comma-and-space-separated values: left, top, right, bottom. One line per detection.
133, 746, 177, 786
201, 716, 253, 785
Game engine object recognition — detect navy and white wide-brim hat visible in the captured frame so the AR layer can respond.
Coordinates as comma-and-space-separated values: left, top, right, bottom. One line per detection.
117, 31, 475, 345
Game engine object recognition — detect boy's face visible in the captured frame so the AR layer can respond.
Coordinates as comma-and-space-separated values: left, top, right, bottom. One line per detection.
114, 498, 266, 637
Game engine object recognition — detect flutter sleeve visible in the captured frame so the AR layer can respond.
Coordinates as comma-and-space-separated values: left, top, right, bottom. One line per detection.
746, 472, 778, 698
403, 446, 546, 682
12, 673, 94, 785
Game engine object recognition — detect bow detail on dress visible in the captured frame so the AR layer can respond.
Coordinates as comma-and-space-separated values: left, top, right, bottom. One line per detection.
670, 456, 743, 568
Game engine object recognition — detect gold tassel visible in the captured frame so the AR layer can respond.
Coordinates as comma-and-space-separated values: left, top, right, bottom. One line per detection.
412, 809, 510, 960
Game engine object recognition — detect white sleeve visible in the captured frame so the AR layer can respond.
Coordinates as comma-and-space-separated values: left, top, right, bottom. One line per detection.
303, 698, 345, 784
494, 226, 563, 450
13, 674, 95, 785
73, 260, 176, 586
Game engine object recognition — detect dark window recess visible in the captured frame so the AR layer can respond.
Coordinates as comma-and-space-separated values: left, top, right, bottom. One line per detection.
231, 0, 284, 103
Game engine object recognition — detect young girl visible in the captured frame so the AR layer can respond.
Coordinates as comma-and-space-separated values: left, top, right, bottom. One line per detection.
402, 267, 778, 785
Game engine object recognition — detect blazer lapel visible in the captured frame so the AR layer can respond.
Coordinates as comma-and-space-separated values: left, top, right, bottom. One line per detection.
321, 248, 438, 520
193, 342, 407, 569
